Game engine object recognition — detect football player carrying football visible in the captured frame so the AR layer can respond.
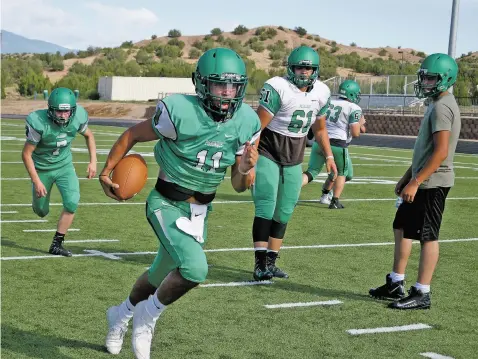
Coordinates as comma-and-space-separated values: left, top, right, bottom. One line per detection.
251, 46, 337, 281
22, 87, 97, 257
302, 79, 366, 209
99, 48, 261, 359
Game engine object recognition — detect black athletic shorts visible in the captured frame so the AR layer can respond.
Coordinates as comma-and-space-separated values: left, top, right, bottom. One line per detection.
393, 187, 451, 241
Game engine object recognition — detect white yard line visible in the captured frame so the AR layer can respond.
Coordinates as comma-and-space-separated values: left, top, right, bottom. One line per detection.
347, 323, 432, 335
349, 152, 477, 166
1, 219, 47, 223
23, 229, 80, 232
1, 238, 477, 261
0, 211, 18, 214
200, 280, 273, 288
65, 239, 119, 243
265, 300, 342, 309
350, 144, 477, 158
0, 177, 157, 181
3, 197, 477, 208
420, 353, 454, 359
83, 249, 122, 260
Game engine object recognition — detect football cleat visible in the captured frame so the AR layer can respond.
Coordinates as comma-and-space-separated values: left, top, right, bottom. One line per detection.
105, 306, 128, 355
329, 198, 344, 209
319, 193, 331, 205
132, 300, 158, 359
266, 252, 289, 279
369, 274, 406, 300
48, 239, 72, 257
388, 286, 431, 310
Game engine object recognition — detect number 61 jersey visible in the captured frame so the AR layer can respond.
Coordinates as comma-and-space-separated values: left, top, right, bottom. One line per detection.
258, 76, 330, 165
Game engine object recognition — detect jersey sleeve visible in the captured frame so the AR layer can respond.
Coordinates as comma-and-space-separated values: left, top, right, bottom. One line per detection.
236, 109, 262, 156
25, 113, 43, 145
348, 109, 362, 124
151, 101, 178, 140
76, 106, 89, 134
431, 103, 454, 133
318, 96, 331, 116
259, 82, 282, 115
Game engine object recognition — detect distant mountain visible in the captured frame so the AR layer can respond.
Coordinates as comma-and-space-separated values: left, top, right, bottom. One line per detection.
1, 30, 72, 54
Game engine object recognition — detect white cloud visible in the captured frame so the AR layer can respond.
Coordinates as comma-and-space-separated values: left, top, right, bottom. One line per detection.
85, 2, 158, 25
1, 0, 159, 50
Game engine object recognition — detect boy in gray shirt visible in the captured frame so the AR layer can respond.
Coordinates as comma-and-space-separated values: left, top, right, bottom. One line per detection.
369, 53, 461, 310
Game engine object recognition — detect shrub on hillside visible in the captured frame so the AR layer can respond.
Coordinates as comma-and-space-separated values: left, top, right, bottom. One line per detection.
232, 25, 248, 35
168, 29, 182, 38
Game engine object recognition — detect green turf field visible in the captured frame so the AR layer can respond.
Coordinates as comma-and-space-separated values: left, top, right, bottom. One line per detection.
1, 119, 477, 359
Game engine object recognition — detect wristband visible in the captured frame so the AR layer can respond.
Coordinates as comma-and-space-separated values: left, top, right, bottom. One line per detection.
326, 156, 334, 160
238, 166, 251, 175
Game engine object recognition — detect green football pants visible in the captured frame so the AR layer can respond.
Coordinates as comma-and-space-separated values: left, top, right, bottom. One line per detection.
32, 163, 80, 217
252, 155, 303, 224
146, 189, 211, 286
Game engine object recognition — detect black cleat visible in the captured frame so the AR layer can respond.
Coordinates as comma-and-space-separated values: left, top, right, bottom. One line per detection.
388, 286, 431, 310
329, 198, 344, 209
253, 251, 272, 281
266, 252, 289, 279
49, 239, 72, 257
369, 274, 405, 300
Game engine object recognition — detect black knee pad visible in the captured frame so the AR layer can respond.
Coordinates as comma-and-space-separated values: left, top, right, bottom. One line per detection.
304, 171, 314, 184
270, 220, 287, 239
253, 217, 273, 243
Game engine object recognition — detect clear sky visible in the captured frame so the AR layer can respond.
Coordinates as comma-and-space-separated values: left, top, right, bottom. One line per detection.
2, 0, 477, 57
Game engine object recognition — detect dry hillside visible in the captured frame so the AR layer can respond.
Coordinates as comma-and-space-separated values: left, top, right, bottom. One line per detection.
39, 25, 425, 83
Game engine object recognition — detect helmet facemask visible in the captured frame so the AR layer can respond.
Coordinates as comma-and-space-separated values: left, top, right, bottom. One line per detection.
287, 62, 319, 88
48, 103, 76, 126
415, 70, 444, 98
195, 72, 247, 122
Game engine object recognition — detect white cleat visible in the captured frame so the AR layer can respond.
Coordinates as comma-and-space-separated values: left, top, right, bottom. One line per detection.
105, 306, 128, 355
132, 300, 158, 359
319, 194, 331, 205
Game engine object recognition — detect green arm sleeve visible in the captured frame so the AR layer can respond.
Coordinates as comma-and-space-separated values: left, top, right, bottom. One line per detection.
259, 83, 281, 115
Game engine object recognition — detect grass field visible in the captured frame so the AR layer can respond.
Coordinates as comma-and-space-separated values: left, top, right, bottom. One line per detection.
1, 118, 478, 359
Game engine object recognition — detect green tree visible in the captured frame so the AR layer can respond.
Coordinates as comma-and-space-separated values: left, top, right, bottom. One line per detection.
18, 69, 52, 96
167, 38, 185, 49
189, 48, 201, 59
120, 41, 134, 48
168, 29, 182, 38
294, 27, 307, 36
232, 25, 248, 35
210, 28, 222, 36
135, 49, 152, 65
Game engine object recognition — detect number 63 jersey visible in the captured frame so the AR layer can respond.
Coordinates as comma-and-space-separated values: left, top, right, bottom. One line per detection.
25, 106, 89, 170
325, 99, 363, 144
258, 76, 330, 165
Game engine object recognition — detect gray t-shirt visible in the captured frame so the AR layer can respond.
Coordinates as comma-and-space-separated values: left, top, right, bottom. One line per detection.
412, 93, 461, 188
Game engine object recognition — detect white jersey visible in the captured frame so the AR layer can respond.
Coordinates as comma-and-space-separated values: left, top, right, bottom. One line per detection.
259, 76, 330, 138
325, 98, 362, 143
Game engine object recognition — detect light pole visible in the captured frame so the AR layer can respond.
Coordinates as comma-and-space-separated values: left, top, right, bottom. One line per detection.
398, 50, 404, 75
448, 0, 460, 93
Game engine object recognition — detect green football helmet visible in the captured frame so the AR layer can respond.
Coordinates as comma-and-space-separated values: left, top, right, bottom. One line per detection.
414, 53, 458, 98
338, 80, 361, 104
287, 46, 320, 88
193, 47, 248, 121
47, 87, 77, 125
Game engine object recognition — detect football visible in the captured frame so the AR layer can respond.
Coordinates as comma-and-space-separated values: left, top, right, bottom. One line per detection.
111, 154, 148, 200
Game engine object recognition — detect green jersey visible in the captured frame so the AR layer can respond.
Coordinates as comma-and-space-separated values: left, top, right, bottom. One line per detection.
25, 105, 89, 170
151, 94, 261, 193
